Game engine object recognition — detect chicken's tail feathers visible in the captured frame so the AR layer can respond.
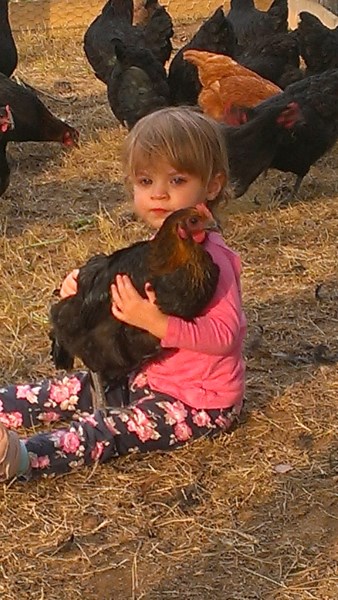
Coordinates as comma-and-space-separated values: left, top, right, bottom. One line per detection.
49, 332, 75, 371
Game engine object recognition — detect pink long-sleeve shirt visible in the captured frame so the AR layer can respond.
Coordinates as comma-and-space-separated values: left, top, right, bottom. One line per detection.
144, 232, 247, 410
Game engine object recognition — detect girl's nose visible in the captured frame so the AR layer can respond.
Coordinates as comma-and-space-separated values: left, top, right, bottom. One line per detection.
150, 184, 168, 200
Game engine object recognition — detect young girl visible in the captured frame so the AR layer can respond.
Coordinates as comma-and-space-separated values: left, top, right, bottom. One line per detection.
0, 107, 246, 483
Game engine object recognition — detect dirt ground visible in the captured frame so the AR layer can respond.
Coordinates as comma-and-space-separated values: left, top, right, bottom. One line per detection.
0, 15, 337, 600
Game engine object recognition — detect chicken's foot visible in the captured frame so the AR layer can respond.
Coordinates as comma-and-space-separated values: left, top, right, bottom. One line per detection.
272, 175, 304, 205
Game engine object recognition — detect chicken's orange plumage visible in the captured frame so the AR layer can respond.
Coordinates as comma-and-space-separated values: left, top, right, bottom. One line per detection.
183, 49, 281, 123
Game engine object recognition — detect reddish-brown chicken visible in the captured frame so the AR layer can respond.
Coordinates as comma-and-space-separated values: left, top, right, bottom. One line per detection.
49, 205, 220, 389
183, 49, 281, 122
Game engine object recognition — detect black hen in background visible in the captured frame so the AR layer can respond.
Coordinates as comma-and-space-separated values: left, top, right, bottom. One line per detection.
83, 0, 173, 84
137, 0, 173, 65
220, 101, 303, 197
236, 69, 338, 198
0, 0, 17, 77
84, 0, 133, 84
168, 7, 237, 105
296, 11, 338, 76
227, 0, 288, 51
0, 104, 14, 195
238, 32, 303, 89
0, 74, 79, 196
107, 40, 170, 129
49, 207, 220, 388
0, 73, 79, 145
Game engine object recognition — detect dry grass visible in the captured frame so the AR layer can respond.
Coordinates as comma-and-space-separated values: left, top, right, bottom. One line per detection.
0, 20, 337, 600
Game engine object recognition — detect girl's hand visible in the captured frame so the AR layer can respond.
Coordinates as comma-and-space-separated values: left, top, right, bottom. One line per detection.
111, 275, 168, 339
60, 269, 79, 299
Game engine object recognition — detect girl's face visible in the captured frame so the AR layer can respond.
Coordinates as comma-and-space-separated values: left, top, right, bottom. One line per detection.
131, 160, 224, 229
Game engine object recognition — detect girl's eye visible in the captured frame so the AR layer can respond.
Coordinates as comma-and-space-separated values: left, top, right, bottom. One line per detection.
171, 176, 186, 185
137, 177, 152, 186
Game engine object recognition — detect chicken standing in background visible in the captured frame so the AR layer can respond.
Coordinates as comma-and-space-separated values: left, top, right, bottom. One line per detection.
140, 0, 173, 66
0, 0, 17, 77
234, 69, 338, 199
83, 0, 173, 84
107, 40, 170, 129
0, 75, 78, 196
0, 104, 14, 195
183, 50, 281, 122
0, 73, 79, 145
133, 0, 153, 24
49, 206, 220, 389
238, 32, 303, 89
129, 0, 173, 65
220, 101, 303, 197
227, 0, 288, 51
296, 11, 338, 76
84, 0, 133, 84
168, 7, 237, 106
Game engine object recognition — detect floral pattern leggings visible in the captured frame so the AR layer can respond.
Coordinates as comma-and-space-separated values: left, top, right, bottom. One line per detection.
0, 370, 242, 480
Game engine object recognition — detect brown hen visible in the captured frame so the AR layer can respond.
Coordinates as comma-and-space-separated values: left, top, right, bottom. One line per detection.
183, 49, 281, 122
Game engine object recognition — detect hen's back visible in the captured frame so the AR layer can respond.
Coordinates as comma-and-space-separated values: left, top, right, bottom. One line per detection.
83, 0, 134, 83
107, 41, 169, 129
168, 7, 236, 105
0, 0, 17, 77
252, 69, 338, 177
297, 11, 338, 75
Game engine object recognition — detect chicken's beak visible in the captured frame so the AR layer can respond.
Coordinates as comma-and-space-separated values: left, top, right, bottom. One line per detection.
205, 217, 222, 234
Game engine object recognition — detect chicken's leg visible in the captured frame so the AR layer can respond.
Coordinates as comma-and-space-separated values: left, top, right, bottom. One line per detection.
292, 175, 304, 198
273, 174, 304, 205
89, 371, 107, 414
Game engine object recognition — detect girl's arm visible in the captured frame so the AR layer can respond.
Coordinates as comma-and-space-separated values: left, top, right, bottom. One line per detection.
111, 275, 169, 339
111, 252, 243, 356
161, 294, 242, 356
161, 252, 244, 355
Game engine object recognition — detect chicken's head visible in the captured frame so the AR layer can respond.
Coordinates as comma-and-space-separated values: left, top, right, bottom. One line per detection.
62, 126, 80, 148
0, 105, 14, 133
174, 205, 220, 244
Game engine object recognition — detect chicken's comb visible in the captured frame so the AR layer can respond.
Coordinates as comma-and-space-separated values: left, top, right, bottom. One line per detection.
276, 102, 303, 129
195, 203, 214, 220
223, 103, 249, 126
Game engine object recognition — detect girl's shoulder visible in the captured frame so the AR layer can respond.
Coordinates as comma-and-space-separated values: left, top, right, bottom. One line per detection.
205, 233, 242, 282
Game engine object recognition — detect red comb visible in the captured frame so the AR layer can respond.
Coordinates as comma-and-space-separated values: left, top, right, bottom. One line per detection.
195, 203, 214, 219
223, 103, 248, 126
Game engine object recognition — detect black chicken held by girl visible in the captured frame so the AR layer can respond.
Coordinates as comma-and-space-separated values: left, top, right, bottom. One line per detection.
50, 206, 220, 391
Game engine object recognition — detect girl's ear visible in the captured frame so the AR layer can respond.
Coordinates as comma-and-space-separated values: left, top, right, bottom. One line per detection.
206, 172, 226, 201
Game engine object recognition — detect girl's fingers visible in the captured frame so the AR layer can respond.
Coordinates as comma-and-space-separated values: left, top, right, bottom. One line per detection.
145, 282, 156, 304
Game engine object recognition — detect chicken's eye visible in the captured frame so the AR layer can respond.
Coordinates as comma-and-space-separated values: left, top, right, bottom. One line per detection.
188, 216, 199, 226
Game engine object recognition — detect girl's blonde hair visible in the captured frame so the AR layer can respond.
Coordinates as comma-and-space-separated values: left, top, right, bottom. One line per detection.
122, 106, 231, 205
